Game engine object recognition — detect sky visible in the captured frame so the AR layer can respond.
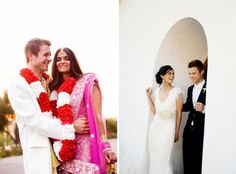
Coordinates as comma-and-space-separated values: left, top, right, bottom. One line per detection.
0, 0, 118, 118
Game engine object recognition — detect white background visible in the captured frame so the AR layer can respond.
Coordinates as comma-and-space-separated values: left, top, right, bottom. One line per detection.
0, 0, 118, 118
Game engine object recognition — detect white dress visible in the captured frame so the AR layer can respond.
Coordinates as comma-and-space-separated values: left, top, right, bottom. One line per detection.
148, 87, 182, 174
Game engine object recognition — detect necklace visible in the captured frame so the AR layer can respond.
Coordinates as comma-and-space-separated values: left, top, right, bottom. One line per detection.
20, 68, 52, 112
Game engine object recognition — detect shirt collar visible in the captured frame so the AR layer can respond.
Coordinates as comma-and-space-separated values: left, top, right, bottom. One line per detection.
194, 79, 205, 89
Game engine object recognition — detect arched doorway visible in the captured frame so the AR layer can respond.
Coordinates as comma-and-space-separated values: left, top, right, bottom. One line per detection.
153, 17, 208, 173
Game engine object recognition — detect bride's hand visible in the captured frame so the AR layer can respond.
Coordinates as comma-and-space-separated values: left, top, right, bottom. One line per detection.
104, 149, 117, 164
146, 87, 152, 97
174, 131, 179, 142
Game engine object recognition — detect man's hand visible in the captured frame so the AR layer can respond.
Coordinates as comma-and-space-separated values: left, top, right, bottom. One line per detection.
73, 117, 90, 134
195, 102, 205, 112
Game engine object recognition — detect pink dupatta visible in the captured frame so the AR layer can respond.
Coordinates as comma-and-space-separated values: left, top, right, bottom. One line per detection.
60, 73, 107, 174
84, 73, 107, 174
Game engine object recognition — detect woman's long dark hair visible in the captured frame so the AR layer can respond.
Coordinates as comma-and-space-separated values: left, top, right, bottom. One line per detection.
155, 65, 173, 84
49, 47, 83, 91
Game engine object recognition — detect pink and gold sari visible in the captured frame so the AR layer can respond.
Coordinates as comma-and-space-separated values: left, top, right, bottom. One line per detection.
59, 73, 107, 174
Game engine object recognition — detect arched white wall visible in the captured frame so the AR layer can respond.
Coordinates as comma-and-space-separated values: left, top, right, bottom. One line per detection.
153, 18, 207, 173
154, 17, 207, 91
120, 0, 236, 173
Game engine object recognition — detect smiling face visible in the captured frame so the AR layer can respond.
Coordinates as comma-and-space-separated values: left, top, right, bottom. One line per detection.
161, 69, 175, 85
56, 50, 71, 77
188, 67, 204, 84
28, 44, 51, 73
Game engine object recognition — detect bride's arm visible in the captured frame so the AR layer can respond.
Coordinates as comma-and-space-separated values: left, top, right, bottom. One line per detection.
146, 87, 156, 115
175, 93, 183, 142
92, 84, 117, 163
92, 84, 106, 137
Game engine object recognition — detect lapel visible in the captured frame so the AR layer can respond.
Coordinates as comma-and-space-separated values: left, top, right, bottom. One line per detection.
188, 85, 194, 108
197, 82, 206, 105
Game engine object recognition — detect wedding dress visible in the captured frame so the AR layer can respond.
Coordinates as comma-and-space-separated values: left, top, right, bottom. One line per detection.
148, 87, 182, 174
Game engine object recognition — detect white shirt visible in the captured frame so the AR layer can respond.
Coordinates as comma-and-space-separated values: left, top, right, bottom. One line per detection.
192, 79, 205, 106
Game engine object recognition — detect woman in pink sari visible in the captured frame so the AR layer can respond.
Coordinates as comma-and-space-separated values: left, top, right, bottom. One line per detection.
49, 47, 117, 174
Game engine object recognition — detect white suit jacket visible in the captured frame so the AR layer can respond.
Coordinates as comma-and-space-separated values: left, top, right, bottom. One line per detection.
8, 74, 74, 174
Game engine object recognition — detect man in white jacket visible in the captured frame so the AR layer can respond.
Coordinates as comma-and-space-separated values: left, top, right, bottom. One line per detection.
8, 38, 89, 174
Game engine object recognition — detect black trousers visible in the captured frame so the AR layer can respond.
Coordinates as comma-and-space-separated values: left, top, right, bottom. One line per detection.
182, 130, 204, 174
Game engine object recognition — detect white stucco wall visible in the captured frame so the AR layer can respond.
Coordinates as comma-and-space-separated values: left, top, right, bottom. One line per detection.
120, 0, 236, 173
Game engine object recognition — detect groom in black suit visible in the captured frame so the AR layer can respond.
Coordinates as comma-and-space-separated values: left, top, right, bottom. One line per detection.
182, 59, 206, 174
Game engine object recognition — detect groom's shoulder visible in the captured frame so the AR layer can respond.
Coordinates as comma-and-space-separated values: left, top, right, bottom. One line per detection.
9, 74, 26, 86
187, 85, 194, 92
188, 84, 194, 89
8, 74, 29, 93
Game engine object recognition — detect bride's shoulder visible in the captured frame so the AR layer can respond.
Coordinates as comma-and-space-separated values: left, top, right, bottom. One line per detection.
173, 86, 183, 95
152, 86, 160, 97
153, 86, 160, 92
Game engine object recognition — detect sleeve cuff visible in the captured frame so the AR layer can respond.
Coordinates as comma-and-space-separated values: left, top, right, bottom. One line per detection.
202, 106, 205, 114
61, 124, 75, 140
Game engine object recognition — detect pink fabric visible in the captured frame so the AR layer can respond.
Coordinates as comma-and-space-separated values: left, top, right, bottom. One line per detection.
60, 73, 107, 174
84, 74, 107, 174
60, 160, 100, 174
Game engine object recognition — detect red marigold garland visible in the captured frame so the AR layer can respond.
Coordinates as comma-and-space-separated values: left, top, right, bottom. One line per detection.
20, 68, 52, 112
20, 68, 76, 162
50, 77, 77, 162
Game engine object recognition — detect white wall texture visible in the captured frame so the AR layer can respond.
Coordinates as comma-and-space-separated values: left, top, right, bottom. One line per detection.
120, 0, 236, 173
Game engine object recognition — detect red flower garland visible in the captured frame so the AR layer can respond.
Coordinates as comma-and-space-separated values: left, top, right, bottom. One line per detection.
20, 68, 52, 112
20, 68, 76, 162
50, 77, 77, 162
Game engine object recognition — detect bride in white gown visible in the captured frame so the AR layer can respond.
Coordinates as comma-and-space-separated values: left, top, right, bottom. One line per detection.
144, 65, 183, 174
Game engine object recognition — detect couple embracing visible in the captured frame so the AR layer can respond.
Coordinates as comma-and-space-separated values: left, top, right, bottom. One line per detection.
8, 38, 117, 174
141, 60, 206, 174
